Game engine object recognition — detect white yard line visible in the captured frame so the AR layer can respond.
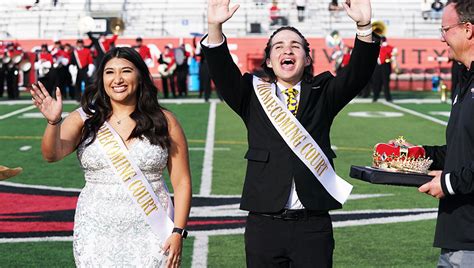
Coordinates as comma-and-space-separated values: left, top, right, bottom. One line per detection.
191, 235, 209, 268
333, 212, 438, 227
381, 101, 448, 126
0, 236, 73, 243
199, 101, 217, 196
0, 181, 81, 192
0, 105, 36, 120
350, 98, 449, 104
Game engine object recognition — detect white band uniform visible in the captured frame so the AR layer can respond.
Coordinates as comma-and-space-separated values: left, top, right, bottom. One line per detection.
79, 108, 175, 244
252, 76, 353, 204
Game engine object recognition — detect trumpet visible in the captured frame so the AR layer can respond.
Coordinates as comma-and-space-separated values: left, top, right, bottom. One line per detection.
109, 17, 125, 35
2, 56, 11, 64
372, 21, 387, 36
19, 61, 32, 73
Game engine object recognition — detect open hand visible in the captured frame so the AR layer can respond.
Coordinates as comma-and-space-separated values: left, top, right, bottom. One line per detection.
163, 234, 183, 268
342, 0, 372, 25
30, 82, 62, 123
208, 0, 240, 25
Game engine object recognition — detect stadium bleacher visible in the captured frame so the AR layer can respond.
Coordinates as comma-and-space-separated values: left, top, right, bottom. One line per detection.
0, 0, 441, 39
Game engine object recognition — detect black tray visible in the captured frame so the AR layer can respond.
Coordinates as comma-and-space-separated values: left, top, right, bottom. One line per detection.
349, 165, 433, 187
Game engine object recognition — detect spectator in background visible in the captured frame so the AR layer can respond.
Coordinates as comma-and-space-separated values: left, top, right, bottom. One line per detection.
431, 0, 444, 20
270, 1, 281, 26
421, 0, 432, 20
295, 0, 307, 22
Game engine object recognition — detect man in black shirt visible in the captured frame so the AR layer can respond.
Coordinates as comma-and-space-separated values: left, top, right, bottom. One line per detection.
416, 0, 474, 266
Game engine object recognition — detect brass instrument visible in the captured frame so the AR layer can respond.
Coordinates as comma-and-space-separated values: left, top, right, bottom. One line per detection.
325, 30, 344, 71
325, 30, 342, 48
440, 81, 448, 103
2, 56, 11, 64
12, 54, 22, 65
109, 17, 125, 35
372, 20, 387, 36
19, 61, 32, 72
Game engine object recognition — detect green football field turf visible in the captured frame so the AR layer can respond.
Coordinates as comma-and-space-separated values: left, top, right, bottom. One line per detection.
0, 93, 452, 267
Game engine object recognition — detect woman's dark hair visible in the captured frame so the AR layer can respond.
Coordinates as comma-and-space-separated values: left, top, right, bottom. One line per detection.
260, 26, 314, 83
79, 47, 170, 150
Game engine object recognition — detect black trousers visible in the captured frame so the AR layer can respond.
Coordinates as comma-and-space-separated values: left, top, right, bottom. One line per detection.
372, 63, 392, 102
176, 67, 188, 97
0, 67, 5, 97
74, 68, 89, 102
6, 67, 19, 99
54, 65, 72, 98
161, 74, 176, 98
245, 212, 334, 268
199, 61, 211, 101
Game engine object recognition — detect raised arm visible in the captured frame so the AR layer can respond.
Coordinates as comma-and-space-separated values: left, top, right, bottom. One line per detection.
343, 0, 373, 43
207, 0, 239, 44
30, 82, 83, 162
323, 0, 379, 116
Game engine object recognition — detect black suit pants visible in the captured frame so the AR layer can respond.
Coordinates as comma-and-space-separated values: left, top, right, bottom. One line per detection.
245, 212, 334, 268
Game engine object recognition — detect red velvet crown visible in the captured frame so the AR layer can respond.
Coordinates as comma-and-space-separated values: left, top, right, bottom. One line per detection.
372, 137, 432, 174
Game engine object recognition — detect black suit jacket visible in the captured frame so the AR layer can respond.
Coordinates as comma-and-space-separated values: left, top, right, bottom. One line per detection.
202, 36, 379, 212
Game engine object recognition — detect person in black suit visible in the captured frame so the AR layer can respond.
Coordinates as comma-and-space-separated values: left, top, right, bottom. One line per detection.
202, 0, 379, 267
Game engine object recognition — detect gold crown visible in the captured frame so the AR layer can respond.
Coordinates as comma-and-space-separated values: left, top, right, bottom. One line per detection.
373, 153, 433, 174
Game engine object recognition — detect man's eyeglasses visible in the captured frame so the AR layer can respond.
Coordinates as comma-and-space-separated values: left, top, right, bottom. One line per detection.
440, 22, 468, 37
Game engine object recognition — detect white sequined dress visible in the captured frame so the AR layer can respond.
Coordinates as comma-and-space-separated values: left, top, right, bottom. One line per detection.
73, 136, 170, 267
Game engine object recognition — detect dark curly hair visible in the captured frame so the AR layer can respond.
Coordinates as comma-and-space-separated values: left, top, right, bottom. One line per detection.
79, 47, 170, 150
260, 26, 314, 83
448, 0, 474, 23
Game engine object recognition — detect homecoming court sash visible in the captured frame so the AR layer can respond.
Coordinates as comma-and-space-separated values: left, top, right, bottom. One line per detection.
77, 108, 174, 243
252, 76, 353, 204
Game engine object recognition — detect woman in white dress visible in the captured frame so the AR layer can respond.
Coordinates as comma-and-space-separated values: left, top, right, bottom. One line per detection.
30, 47, 192, 267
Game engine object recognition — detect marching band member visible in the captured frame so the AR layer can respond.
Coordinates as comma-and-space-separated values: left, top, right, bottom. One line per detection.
87, 32, 118, 67
133, 37, 153, 67
35, 44, 54, 95
5, 42, 23, 99
71, 39, 94, 101
158, 45, 177, 98
0, 41, 6, 98
372, 36, 394, 102
52, 40, 72, 97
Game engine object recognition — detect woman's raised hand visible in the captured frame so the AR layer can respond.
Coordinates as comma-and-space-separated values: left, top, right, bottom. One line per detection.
208, 0, 240, 25
30, 82, 63, 124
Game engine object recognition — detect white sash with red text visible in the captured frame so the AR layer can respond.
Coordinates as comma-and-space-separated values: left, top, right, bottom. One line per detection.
252, 76, 352, 204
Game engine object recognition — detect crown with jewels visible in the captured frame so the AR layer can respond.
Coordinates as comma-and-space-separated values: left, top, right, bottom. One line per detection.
372, 136, 433, 174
